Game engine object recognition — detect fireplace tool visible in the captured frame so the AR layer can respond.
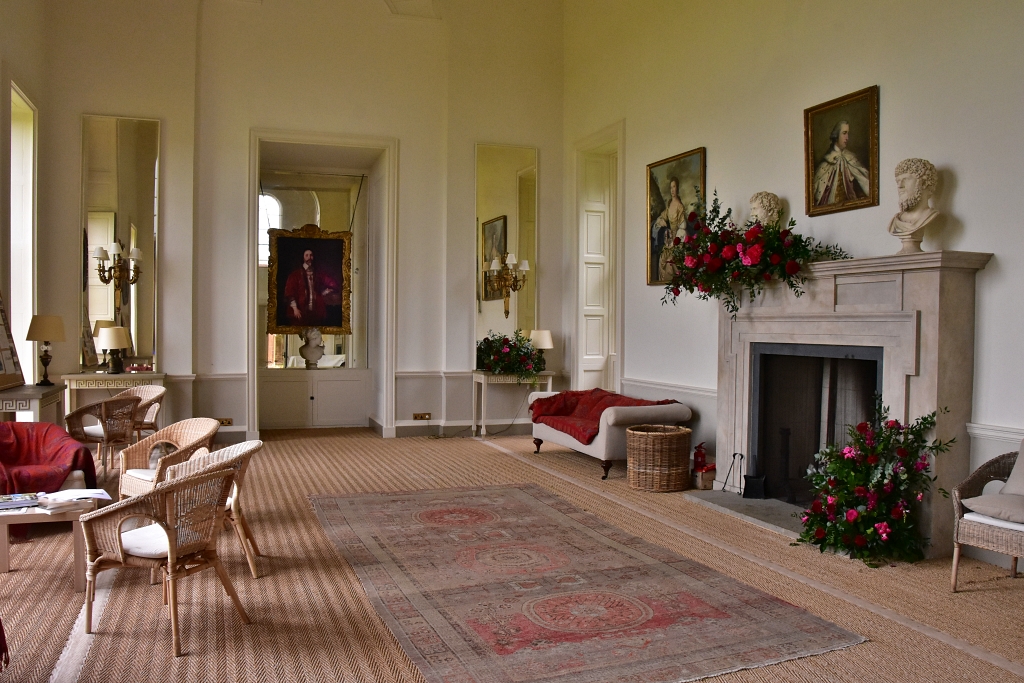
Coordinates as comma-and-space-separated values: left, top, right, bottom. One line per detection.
721, 453, 744, 494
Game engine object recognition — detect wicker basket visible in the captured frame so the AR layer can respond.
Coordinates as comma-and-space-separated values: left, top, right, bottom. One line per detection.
626, 424, 692, 492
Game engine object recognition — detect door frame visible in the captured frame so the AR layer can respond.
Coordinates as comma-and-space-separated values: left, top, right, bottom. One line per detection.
572, 121, 625, 391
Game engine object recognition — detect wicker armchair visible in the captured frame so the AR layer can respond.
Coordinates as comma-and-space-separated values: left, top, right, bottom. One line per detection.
112, 386, 166, 441
65, 396, 142, 478
118, 418, 220, 499
80, 467, 250, 656
166, 440, 265, 578
951, 451, 1023, 591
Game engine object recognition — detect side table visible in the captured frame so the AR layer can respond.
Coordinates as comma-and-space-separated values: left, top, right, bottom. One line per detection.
0, 499, 97, 592
62, 372, 166, 413
472, 370, 554, 436
0, 383, 66, 425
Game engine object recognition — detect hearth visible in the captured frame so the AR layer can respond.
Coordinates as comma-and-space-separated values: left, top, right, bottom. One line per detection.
748, 343, 882, 505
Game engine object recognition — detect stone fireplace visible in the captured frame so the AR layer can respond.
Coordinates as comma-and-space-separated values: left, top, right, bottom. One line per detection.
716, 251, 991, 558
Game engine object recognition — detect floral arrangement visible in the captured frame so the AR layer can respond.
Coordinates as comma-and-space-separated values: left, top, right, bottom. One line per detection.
476, 329, 546, 382
799, 399, 954, 564
661, 190, 849, 314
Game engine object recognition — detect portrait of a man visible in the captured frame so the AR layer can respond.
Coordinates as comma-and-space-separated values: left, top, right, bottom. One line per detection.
647, 148, 705, 285
480, 215, 507, 301
268, 223, 352, 335
804, 86, 879, 217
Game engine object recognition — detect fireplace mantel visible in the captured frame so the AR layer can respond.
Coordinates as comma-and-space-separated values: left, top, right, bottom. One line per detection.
716, 250, 992, 558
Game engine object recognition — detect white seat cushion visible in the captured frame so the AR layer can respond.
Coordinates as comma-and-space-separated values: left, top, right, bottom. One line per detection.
120, 524, 169, 558
961, 493, 1024, 524
59, 470, 87, 490
83, 424, 104, 439
124, 468, 157, 482
963, 511, 1024, 533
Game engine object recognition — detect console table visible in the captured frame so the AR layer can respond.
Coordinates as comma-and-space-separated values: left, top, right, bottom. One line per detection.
472, 370, 554, 436
0, 383, 65, 425
62, 372, 166, 413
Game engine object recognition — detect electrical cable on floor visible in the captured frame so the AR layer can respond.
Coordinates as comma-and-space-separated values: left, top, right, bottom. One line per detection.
430, 392, 531, 439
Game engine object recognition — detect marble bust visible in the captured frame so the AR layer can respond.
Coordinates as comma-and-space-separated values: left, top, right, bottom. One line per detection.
298, 327, 325, 368
749, 191, 782, 226
887, 158, 939, 254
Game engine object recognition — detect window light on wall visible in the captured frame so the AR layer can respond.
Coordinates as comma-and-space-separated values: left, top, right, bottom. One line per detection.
258, 193, 281, 266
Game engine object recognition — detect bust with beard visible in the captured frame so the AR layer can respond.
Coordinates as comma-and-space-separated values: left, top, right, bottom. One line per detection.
887, 158, 939, 253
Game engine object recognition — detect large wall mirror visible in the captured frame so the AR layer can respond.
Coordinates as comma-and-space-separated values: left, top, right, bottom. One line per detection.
80, 115, 160, 370
475, 144, 537, 340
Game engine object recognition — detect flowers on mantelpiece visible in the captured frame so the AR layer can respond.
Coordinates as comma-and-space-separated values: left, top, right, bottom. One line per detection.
798, 399, 954, 564
661, 190, 850, 314
476, 330, 545, 383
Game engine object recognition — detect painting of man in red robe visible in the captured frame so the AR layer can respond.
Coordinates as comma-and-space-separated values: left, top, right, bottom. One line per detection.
269, 224, 350, 334
284, 248, 339, 326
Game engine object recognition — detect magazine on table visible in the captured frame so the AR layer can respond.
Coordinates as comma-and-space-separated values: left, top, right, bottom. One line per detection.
0, 493, 40, 510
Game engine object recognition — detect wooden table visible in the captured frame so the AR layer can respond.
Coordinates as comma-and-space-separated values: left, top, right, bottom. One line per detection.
0, 383, 66, 425
472, 370, 554, 436
0, 500, 97, 592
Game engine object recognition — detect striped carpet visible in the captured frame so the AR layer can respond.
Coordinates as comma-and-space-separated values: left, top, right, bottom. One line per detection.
2, 428, 1023, 682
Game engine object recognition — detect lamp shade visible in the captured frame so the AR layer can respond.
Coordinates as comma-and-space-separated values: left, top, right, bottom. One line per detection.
529, 329, 554, 350
109, 243, 123, 257
97, 326, 131, 351
93, 319, 115, 337
489, 258, 501, 272
26, 315, 65, 342
129, 247, 143, 261
518, 259, 529, 271
93, 246, 109, 261
505, 253, 517, 266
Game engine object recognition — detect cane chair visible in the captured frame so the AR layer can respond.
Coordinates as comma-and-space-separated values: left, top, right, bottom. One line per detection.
111, 386, 167, 441
65, 396, 142, 479
166, 440, 265, 578
118, 418, 220, 499
951, 450, 1024, 591
80, 467, 250, 657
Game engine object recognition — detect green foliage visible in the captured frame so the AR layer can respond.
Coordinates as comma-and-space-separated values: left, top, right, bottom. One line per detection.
798, 398, 955, 564
476, 330, 545, 382
662, 190, 849, 314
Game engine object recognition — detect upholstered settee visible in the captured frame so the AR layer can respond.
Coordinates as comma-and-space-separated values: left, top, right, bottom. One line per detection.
528, 389, 692, 479
0, 422, 97, 494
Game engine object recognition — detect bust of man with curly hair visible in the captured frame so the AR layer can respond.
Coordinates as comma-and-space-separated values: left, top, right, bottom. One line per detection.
887, 158, 939, 252
749, 191, 782, 226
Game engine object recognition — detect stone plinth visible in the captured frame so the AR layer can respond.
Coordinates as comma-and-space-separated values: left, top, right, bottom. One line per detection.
716, 250, 992, 558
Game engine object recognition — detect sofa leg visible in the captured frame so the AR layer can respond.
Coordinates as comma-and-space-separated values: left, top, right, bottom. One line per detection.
533, 438, 543, 454
951, 544, 961, 593
601, 462, 612, 480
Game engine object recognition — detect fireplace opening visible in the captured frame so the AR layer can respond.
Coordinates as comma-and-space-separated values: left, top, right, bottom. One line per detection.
749, 343, 883, 505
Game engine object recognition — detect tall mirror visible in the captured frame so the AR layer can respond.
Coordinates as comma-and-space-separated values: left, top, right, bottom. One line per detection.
80, 116, 159, 370
475, 144, 537, 339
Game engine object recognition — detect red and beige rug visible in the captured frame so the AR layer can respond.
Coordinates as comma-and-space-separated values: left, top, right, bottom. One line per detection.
313, 484, 863, 682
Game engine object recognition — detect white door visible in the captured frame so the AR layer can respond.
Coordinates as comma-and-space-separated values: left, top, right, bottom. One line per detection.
576, 152, 617, 391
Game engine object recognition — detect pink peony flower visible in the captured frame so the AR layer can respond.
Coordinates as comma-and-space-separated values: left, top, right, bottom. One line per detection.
801, 515, 809, 524
883, 481, 894, 493
846, 509, 859, 523
741, 243, 763, 266
502, 346, 510, 353
866, 491, 878, 510
885, 419, 902, 430
874, 521, 891, 541
914, 460, 927, 472
827, 495, 837, 505
842, 446, 858, 460
917, 492, 924, 502
683, 255, 698, 268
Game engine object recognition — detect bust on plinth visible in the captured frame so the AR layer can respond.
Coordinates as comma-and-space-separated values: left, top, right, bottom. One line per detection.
887, 158, 939, 254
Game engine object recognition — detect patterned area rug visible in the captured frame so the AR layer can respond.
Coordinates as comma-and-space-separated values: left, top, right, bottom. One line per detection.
313, 484, 864, 682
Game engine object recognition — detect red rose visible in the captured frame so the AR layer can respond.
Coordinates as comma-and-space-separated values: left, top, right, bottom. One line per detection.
811, 499, 823, 514
697, 282, 709, 293
854, 535, 867, 547
743, 243, 763, 265
708, 256, 723, 272
683, 234, 694, 244
867, 455, 879, 466
780, 229, 791, 239
814, 527, 826, 539
763, 272, 772, 281
770, 253, 782, 265
671, 287, 680, 296
708, 243, 719, 254
828, 478, 837, 488
892, 504, 904, 519
702, 226, 711, 235
784, 238, 794, 248
855, 422, 870, 434
688, 211, 698, 222
703, 253, 712, 264
731, 270, 740, 279
673, 236, 681, 246
896, 447, 908, 459
721, 244, 737, 260
785, 260, 800, 275
854, 486, 868, 497
826, 502, 836, 515
744, 226, 762, 243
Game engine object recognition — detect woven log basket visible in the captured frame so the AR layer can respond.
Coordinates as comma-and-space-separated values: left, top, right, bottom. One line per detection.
626, 424, 692, 492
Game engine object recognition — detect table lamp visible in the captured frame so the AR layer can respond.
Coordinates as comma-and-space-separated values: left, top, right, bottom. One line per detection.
92, 319, 114, 367
529, 329, 553, 372
26, 315, 65, 386
96, 326, 132, 374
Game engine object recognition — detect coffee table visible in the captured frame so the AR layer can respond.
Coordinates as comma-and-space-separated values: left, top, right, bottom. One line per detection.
0, 500, 97, 592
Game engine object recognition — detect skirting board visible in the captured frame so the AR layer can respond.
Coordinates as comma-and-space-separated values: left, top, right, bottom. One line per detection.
620, 377, 717, 459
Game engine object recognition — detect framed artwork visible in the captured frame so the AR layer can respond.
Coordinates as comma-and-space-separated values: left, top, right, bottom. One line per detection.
647, 147, 705, 285
267, 223, 352, 335
804, 85, 879, 217
480, 215, 507, 301
0, 288, 25, 391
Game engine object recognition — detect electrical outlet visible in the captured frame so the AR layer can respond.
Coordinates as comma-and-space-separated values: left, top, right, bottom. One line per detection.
413, 413, 431, 421
217, 418, 234, 426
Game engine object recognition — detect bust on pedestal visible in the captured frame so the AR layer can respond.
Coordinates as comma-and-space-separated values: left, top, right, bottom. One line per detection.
887, 158, 939, 254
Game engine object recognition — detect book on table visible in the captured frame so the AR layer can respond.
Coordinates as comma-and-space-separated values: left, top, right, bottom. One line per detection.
0, 493, 41, 510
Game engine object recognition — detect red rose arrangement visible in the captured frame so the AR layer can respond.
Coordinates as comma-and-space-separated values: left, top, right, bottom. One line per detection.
661, 190, 849, 314
476, 329, 545, 383
799, 399, 954, 564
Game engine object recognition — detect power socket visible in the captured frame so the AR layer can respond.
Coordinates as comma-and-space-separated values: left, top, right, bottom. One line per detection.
217, 418, 234, 426
413, 413, 431, 421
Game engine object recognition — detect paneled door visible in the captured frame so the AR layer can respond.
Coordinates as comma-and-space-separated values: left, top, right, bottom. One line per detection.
576, 152, 617, 391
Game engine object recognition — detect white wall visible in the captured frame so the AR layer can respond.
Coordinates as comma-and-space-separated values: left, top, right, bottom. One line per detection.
563, 0, 1024, 442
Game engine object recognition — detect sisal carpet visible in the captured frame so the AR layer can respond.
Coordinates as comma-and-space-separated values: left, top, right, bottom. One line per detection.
314, 484, 863, 682
1, 429, 1022, 681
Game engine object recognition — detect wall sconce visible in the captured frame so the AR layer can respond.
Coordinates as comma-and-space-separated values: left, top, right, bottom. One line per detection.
96, 326, 132, 374
93, 243, 142, 315
489, 253, 529, 319
26, 315, 65, 386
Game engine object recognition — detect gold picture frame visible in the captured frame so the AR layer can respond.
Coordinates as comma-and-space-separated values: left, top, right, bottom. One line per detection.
267, 223, 352, 335
0, 288, 25, 391
647, 147, 705, 286
480, 215, 507, 302
804, 86, 879, 217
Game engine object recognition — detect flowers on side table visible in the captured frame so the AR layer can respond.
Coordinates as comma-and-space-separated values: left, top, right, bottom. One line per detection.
799, 399, 954, 564
476, 329, 546, 383
661, 190, 849, 314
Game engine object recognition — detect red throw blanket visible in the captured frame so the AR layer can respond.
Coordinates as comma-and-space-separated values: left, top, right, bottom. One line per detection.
531, 389, 676, 445
0, 422, 97, 495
